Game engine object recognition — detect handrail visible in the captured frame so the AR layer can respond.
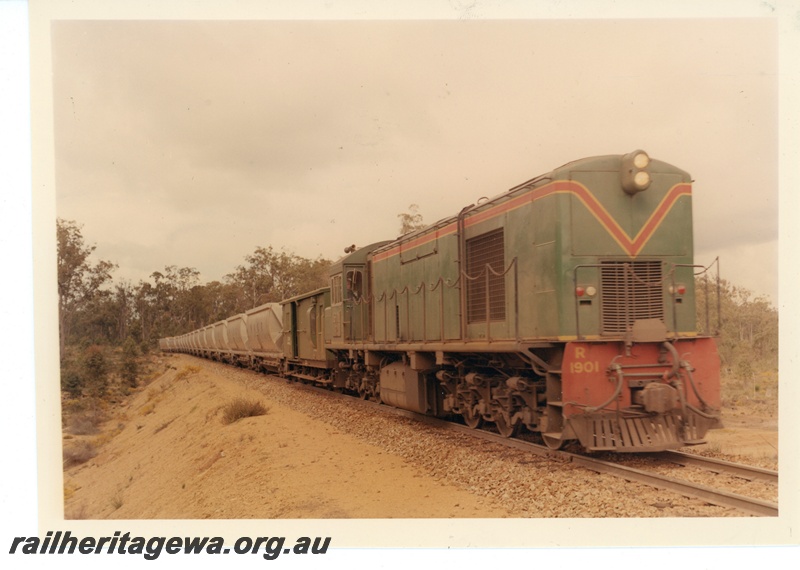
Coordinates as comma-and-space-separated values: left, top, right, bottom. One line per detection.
572, 258, 722, 340
370, 258, 519, 344
675, 257, 721, 336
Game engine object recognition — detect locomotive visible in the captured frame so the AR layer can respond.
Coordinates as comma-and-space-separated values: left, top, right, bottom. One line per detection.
160, 150, 723, 452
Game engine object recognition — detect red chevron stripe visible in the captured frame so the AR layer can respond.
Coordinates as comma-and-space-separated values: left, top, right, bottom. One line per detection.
629, 183, 692, 254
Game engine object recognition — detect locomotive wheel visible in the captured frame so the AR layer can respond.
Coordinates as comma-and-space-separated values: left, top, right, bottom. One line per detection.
493, 414, 519, 438
462, 406, 483, 429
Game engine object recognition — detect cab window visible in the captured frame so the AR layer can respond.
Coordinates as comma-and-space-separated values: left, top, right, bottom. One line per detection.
346, 269, 363, 301
331, 274, 342, 305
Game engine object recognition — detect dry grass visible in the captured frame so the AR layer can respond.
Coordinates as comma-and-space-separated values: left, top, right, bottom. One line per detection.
153, 418, 175, 434
175, 365, 201, 382
63, 440, 97, 468
110, 490, 124, 511
721, 370, 779, 419
66, 412, 101, 436
63, 482, 78, 501
138, 387, 166, 416
221, 398, 268, 425
92, 423, 124, 447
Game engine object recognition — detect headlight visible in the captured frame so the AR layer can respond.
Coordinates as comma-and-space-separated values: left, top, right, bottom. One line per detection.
633, 151, 650, 169
621, 149, 652, 194
634, 171, 651, 188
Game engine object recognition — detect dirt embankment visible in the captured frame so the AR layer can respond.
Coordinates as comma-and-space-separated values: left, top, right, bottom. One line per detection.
62, 354, 778, 520
63, 356, 509, 519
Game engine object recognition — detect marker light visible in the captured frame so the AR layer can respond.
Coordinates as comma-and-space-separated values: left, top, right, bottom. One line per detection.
576, 286, 585, 297
669, 284, 687, 295
585, 286, 597, 297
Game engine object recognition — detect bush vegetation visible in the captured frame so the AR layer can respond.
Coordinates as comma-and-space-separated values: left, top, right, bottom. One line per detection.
221, 398, 268, 425
63, 440, 97, 468
696, 275, 778, 413
66, 410, 102, 436
57, 218, 779, 441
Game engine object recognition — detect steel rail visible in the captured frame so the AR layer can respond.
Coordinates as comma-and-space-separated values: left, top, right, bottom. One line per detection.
562, 453, 778, 517
284, 380, 778, 517
400, 411, 779, 517
416, 411, 779, 517
656, 450, 778, 484
205, 362, 779, 518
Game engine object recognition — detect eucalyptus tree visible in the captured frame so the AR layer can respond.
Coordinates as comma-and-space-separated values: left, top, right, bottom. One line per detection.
56, 219, 116, 357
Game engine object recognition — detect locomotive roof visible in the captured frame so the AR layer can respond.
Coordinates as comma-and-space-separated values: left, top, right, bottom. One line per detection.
328, 240, 394, 275
549, 153, 691, 181
370, 151, 692, 256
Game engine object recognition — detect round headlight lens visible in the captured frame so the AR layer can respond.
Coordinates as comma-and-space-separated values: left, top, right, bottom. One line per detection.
634, 171, 650, 188
633, 152, 650, 169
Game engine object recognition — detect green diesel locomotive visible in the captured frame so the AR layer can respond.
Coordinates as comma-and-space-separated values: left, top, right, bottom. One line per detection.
162, 150, 723, 452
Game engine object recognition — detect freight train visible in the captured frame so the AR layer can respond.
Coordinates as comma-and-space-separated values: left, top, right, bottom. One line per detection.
160, 150, 723, 452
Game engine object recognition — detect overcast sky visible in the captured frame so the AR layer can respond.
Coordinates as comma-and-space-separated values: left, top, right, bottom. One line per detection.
48, 9, 778, 302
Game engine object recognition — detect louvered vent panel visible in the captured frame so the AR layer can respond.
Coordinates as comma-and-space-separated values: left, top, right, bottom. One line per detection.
601, 261, 664, 334
466, 228, 506, 323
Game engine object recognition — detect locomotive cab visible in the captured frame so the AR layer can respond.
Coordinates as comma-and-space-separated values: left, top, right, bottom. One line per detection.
328, 241, 391, 343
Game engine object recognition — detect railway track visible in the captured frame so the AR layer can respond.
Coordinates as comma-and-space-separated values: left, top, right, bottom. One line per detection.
421, 413, 778, 517
656, 450, 778, 484
561, 450, 778, 517
186, 357, 777, 518
289, 379, 778, 517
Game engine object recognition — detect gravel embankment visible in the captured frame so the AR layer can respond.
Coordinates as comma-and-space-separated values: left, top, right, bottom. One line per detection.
195, 355, 755, 518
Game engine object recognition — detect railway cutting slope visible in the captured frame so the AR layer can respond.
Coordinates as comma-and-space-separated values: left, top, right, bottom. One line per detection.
63, 355, 509, 519
63, 353, 774, 520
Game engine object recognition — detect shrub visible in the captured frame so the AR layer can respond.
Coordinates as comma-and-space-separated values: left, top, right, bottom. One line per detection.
221, 398, 268, 425
63, 440, 97, 468
82, 345, 109, 398
67, 411, 101, 435
61, 367, 83, 398
174, 365, 201, 382
119, 337, 140, 388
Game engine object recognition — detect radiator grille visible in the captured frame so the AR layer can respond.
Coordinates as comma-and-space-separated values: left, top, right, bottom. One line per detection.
466, 228, 506, 323
601, 261, 664, 334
